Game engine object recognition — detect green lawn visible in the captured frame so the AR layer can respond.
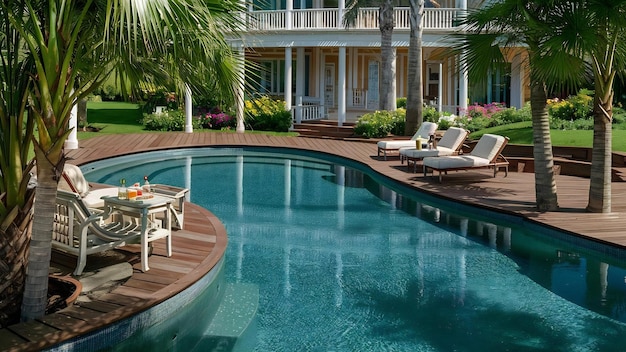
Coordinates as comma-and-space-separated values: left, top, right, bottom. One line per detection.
79, 101, 297, 140
470, 121, 626, 152
79, 102, 147, 139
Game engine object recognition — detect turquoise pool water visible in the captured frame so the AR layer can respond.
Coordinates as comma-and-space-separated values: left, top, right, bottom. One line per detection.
82, 147, 626, 351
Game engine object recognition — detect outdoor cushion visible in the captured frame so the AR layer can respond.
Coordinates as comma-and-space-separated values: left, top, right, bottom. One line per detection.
377, 121, 438, 159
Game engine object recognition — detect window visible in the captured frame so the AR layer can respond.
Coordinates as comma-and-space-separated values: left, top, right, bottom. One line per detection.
469, 64, 511, 106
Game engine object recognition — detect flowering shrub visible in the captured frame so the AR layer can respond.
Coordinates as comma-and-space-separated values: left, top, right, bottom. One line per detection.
244, 96, 292, 132
198, 108, 235, 130
548, 93, 593, 121
463, 102, 506, 119
143, 90, 179, 114
354, 109, 406, 138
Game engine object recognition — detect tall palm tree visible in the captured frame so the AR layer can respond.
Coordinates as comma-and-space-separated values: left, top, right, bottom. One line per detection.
1, 0, 243, 324
454, 0, 587, 212
553, 0, 626, 213
405, 0, 425, 134
345, 0, 397, 111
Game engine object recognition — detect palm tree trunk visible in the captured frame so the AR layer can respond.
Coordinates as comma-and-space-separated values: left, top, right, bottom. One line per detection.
529, 78, 558, 211
379, 0, 396, 111
587, 78, 614, 213
406, 0, 425, 135
0, 188, 35, 327
20, 159, 60, 321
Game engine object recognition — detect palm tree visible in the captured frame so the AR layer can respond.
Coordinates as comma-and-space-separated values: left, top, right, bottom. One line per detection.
1, 0, 243, 324
0, 2, 37, 327
454, 0, 588, 212
405, 0, 425, 134
345, 0, 397, 111
553, 0, 626, 213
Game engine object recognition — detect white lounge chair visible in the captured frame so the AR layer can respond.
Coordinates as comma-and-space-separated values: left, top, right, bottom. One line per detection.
423, 133, 510, 182
59, 163, 118, 209
377, 121, 438, 160
53, 190, 142, 275
399, 127, 469, 172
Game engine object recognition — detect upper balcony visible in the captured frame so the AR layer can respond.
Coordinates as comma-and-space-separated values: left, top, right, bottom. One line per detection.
243, 7, 465, 32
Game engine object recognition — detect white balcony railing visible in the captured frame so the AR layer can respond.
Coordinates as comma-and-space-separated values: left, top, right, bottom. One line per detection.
245, 7, 461, 32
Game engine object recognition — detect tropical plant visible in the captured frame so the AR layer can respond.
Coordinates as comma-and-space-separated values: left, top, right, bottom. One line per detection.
453, 0, 588, 212
551, 0, 626, 212
244, 96, 292, 132
0, 3, 36, 327
344, 0, 397, 111
1, 0, 243, 325
354, 109, 406, 137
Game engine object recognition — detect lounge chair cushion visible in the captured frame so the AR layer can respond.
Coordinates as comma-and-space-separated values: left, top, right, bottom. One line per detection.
377, 121, 438, 149
59, 164, 91, 197
469, 134, 506, 161
59, 163, 118, 208
82, 188, 119, 208
423, 155, 491, 169
399, 127, 468, 159
400, 146, 457, 158
436, 127, 468, 150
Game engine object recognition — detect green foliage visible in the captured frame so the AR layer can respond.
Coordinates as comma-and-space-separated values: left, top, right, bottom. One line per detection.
613, 107, 626, 127
244, 96, 292, 132
354, 109, 406, 138
437, 119, 452, 130
396, 97, 407, 109
548, 92, 593, 120
142, 110, 202, 131
550, 117, 594, 130
423, 106, 440, 123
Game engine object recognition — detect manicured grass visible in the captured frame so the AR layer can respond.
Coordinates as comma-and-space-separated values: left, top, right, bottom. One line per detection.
471, 121, 626, 152
79, 102, 146, 139
78, 101, 297, 140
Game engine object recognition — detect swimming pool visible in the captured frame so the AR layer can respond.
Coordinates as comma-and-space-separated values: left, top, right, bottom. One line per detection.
82, 147, 626, 351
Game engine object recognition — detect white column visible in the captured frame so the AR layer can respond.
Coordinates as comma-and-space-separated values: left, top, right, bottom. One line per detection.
458, 0, 468, 116
285, 47, 293, 110
236, 45, 246, 133
65, 102, 79, 149
318, 50, 325, 118
347, 48, 353, 107
448, 57, 454, 114
438, 62, 443, 112
296, 47, 305, 123
286, 0, 293, 30
510, 53, 524, 109
338, 46, 346, 125
184, 84, 193, 133
391, 48, 397, 109
458, 55, 468, 116
398, 54, 405, 98
337, 0, 345, 29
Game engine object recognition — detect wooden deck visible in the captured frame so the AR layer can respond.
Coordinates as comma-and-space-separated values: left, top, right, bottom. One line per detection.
2, 131, 626, 351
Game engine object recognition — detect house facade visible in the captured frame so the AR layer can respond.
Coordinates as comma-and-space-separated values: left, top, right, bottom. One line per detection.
232, 0, 530, 125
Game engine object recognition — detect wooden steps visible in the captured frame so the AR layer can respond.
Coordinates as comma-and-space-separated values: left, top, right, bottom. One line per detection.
292, 120, 356, 139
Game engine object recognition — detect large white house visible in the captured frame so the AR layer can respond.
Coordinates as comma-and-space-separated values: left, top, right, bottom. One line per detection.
231, 0, 530, 125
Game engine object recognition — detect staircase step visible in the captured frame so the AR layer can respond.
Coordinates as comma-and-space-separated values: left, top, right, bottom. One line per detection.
196, 282, 259, 351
